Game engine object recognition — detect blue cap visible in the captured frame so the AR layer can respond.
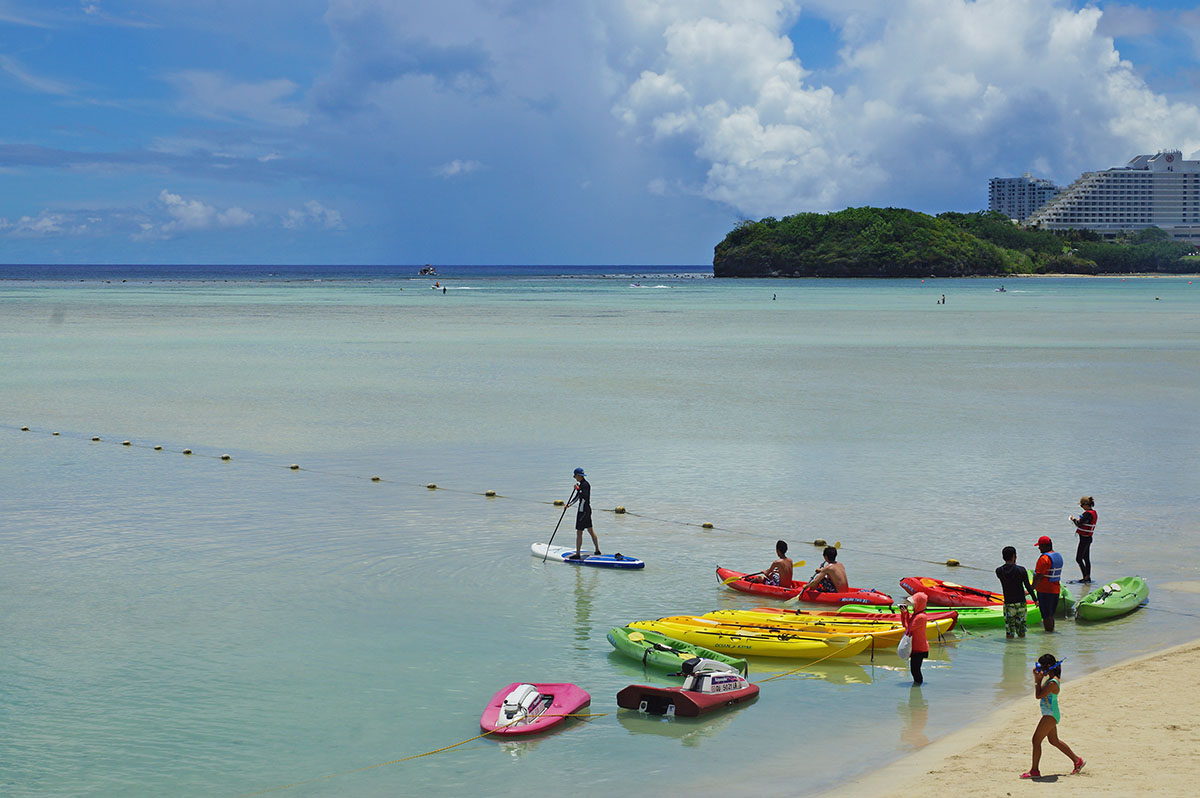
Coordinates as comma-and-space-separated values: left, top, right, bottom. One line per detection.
573, 467, 585, 476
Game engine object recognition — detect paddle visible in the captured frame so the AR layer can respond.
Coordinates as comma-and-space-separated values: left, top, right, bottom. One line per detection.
720, 561, 806, 587
541, 485, 576, 562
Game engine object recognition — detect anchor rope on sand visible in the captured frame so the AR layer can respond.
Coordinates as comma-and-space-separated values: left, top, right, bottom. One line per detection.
8, 422, 991, 571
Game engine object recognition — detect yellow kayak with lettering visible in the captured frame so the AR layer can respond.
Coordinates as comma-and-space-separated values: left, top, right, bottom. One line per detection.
627, 617, 872, 659
701, 610, 957, 645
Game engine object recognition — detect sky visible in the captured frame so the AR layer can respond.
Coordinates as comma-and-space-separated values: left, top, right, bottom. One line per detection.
1, 0, 1200, 266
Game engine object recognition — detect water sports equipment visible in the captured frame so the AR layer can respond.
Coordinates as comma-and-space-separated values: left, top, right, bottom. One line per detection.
532, 543, 645, 569
758, 606, 960, 628
629, 618, 872, 659
1075, 576, 1148, 621
836, 602, 1039, 628
706, 610, 957, 645
617, 657, 759, 717
715, 567, 892, 605
479, 682, 591, 736
899, 576, 1011, 607
606, 627, 748, 674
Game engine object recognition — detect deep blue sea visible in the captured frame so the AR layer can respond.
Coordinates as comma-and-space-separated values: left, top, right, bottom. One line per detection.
2, 265, 1198, 797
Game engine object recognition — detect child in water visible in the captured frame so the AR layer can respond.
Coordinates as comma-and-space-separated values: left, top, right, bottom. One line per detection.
1022, 653, 1085, 779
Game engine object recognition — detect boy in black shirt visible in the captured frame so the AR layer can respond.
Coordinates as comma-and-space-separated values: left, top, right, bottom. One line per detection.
996, 545, 1038, 639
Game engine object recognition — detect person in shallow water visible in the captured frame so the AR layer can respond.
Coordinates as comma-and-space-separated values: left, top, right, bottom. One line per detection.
804, 546, 847, 593
1032, 536, 1064, 632
746, 540, 793, 586
565, 467, 600, 560
1070, 496, 1097, 584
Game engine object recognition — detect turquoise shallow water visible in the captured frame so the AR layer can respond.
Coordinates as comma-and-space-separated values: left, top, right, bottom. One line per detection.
2, 270, 1199, 796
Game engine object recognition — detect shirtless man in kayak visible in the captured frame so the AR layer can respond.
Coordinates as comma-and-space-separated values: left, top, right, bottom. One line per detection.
804, 546, 847, 593
747, 540, 793, 587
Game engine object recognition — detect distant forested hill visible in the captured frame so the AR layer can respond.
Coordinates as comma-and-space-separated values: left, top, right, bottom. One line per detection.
712, 208, 1194, 277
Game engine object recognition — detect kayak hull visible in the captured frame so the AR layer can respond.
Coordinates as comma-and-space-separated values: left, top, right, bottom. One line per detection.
480, 682, 590, 736
616, 682, 759, 717
1076, 577, 1149, 621
629, 618, 872, 659
606, 626, 749, 674
707, 610, 957, 644
532, 543, 645, 569
899, 576, 1006, 607
716, 567, 892, 605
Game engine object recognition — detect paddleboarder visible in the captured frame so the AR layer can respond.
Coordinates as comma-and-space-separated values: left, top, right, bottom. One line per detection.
565, 467, 600, 560
1032, 536, 1064, 632
746, 540, 793, 587
996, 546, 1038, 639
803, 546, 848, 593
1069, 496, 1097, 584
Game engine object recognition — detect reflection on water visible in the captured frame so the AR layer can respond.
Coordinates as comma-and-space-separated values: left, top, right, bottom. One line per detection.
615, 699, 750, 746
573, 567, 597, 649
898, 686, 930, 750
747, 657, 874, 686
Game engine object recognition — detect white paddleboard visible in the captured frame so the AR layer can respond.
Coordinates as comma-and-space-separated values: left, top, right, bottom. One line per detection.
531, 543, 644, 569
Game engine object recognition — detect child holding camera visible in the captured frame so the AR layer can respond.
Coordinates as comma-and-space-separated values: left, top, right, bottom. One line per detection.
1022, 653, 1085, 779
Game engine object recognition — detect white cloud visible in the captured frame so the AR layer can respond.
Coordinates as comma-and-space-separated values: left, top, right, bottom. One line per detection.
158, 189, 254, 233
282, 200, 345, 230
4, 211, 84, 237
0, 54, 73, 96
167, 70, 308, 127
433, 159, 482, 178
604, 0, 1200, 216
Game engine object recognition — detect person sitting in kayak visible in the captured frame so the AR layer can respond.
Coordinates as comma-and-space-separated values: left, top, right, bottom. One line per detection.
804, 546, 847, 593
746, 540, 793, 587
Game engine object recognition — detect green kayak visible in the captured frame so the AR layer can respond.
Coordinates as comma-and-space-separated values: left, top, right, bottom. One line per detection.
606, 626, 749, 675
833, 595, 1079, 627
1076, 577, 1149, 621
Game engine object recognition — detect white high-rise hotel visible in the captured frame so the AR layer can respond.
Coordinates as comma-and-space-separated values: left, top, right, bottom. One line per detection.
988, 174, 1061, 222
1025, 150, 1200, 241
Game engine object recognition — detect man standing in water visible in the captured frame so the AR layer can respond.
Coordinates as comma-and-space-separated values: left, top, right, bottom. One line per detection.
566, 467, 600, 560
1032, 536, 1064, 632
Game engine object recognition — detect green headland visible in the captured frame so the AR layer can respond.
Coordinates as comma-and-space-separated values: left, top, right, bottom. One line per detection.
713, 207, 1196, 277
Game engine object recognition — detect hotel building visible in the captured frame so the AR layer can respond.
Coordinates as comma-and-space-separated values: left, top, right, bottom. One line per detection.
988, 174, 1061, 222
1025, 150, 1200, 241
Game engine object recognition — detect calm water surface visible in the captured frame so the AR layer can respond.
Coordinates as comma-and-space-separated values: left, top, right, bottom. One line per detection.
2, 268, 1198, 796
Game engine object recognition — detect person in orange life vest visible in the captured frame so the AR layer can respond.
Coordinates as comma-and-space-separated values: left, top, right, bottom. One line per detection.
1070, 496, 1097, 584
1032, 536, 1064, 632
900, 592, 930, 685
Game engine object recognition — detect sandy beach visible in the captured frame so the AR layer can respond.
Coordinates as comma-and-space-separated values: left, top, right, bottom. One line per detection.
824, 636, 1200, 798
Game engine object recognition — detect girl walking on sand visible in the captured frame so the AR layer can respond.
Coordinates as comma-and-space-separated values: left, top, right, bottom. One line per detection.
1022, 653, 1085, 779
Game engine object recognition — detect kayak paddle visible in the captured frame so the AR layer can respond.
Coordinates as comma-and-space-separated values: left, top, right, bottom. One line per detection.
720, 561, 805, 586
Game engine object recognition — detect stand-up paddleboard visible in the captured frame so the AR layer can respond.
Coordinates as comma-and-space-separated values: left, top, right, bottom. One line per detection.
531, 543, 645, 569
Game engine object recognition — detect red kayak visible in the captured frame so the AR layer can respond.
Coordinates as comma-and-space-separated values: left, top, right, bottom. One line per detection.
716, 567, 893, 605
480, 682, 590, 736
899, 576, 1015, 607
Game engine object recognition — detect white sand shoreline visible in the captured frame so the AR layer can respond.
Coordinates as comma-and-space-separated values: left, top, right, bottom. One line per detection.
820, 637, 1200, 798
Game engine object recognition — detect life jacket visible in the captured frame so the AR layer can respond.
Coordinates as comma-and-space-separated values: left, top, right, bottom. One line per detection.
1075, 509, 1097, 536
1038, 552, 1064, 585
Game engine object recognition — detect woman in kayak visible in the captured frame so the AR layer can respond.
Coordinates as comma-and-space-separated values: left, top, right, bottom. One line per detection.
1070, 496, 1097, 584
1022, 654, 1084, 779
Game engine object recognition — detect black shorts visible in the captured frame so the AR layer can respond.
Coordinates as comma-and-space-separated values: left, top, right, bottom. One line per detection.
575, 510, 592, 531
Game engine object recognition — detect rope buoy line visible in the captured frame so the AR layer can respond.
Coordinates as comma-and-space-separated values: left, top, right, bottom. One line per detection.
240, 712, 608, 796
7, 423, 988, 571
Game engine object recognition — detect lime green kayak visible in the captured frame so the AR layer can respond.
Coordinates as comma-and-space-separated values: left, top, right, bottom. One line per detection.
1076, 577, 1149, 621
836, 602, 1044, 628
606, 626, 749, 674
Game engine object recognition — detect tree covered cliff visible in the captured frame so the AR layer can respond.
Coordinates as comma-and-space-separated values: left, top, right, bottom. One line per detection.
712, 207, 1194, 277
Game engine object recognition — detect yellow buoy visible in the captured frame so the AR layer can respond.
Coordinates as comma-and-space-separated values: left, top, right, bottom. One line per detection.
553, 499, 565, 506
220, 454, 231, 461
153, 445, 162, 450
92, 436, 101, 442
122, 440, 131, 446
945, 559, 960, 567
20, 426, 29, 431
182, 449, 192, 455
485, 490, 497, 497
426, 483, 437, 489
289, 464, 300, 470
614, 506, 626, 514
371, 475, 381, 482
52, 432, 60, 436
813, 539, 827, 546
701, 522, 714, 529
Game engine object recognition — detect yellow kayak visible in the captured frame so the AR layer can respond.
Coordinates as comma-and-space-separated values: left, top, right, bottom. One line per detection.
628, 617, 872, 659
701, 610, 956, 646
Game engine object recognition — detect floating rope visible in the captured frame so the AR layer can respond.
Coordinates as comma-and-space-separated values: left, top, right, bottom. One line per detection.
241, 712, 607, 796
